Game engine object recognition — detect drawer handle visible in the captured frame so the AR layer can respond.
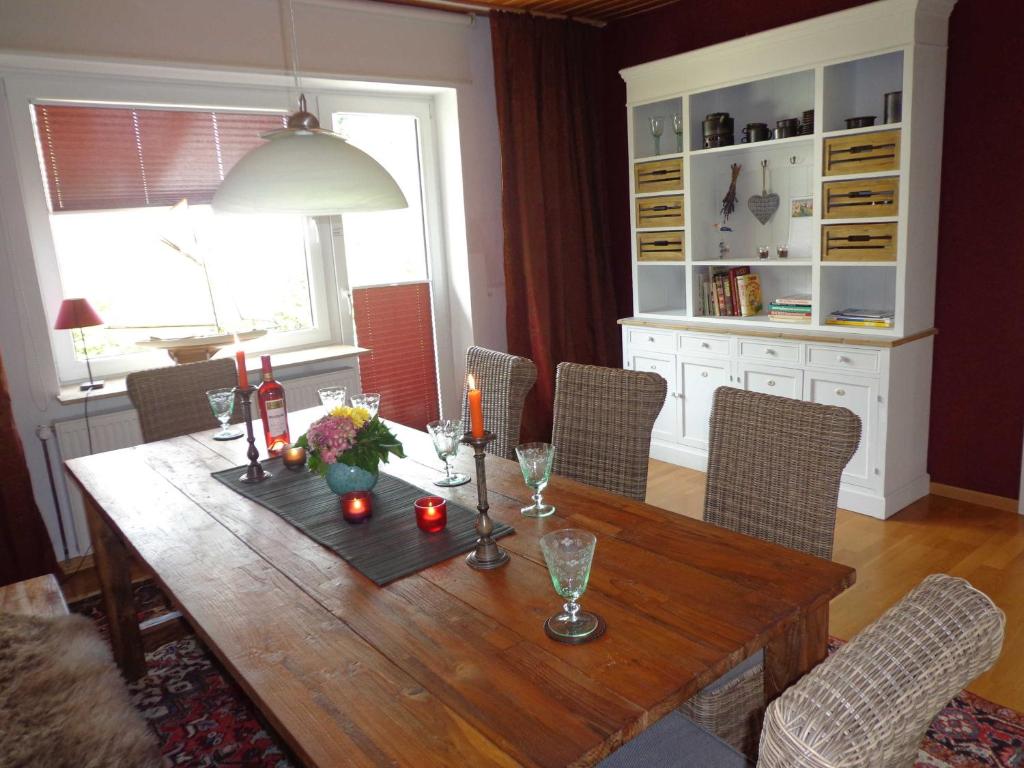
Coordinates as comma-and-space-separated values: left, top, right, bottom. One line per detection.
835, 388, 846, 397
647, 336, 655, 343
837, 355, 850, 363
650, 365, 658, 370
700, 341, 710, 348
765, 348, 776, 355
701, 371, 709, 378
768, 380, 776, 387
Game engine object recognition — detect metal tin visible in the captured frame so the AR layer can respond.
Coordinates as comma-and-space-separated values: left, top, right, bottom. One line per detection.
884, 91, 902, 124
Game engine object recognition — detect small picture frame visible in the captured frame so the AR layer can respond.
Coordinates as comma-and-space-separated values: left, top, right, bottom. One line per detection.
791, 197, 813, 217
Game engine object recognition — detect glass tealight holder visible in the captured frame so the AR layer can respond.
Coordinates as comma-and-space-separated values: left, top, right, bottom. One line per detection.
341, 491, 372, 524
414, 496, 448, 534
282, 445, 306, 470
758, 246, 770, 260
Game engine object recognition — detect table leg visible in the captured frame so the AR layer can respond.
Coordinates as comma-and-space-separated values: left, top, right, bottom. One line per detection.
84, 495, 147, 681
764, 602, 829, 703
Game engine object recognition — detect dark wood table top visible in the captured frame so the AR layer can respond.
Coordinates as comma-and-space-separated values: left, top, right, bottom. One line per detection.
66, 407, 854, 767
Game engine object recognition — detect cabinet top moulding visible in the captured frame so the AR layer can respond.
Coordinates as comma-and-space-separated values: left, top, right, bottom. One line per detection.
620, 0, 954, 105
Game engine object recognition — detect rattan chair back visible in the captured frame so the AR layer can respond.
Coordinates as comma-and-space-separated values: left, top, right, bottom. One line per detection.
551, 362, 667, 501
127, 358, 237, 443
704, 387, 861, 560
460, 346, 537, 460
759, 574, 1006, 768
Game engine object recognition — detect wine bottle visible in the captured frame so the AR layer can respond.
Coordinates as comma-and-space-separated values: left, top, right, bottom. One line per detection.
257, 354, 290, 456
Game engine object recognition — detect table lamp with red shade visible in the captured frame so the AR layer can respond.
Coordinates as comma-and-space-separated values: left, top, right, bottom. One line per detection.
54, 298, 105, 391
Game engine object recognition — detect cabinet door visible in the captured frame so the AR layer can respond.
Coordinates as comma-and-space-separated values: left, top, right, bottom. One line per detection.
678, 356, 731, 450
737, 363, 803, 400
804, 372, 877, 487
626, 351, 676, 443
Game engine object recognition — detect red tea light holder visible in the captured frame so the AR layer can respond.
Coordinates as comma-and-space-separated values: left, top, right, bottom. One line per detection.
414, 496, 448, 533
341, 491, 373, 524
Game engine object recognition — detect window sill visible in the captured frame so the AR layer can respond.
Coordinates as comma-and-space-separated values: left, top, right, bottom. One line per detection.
56, 343, 368, 405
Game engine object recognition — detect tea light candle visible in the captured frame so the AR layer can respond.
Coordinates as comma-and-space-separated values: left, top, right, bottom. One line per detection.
341, 491, 372, 524
282, 445, 306, 470
414, 496, 447, 534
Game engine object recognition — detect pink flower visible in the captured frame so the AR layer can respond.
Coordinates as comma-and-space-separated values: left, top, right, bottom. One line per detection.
305, 414, 358, 464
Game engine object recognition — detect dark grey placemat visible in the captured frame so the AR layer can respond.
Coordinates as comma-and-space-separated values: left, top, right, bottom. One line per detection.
211, 459, 513, 586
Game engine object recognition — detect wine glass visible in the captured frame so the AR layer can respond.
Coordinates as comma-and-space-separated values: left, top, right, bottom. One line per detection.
317, 386, 347, 414
673, 112, 683, 152
515, 442, 556, 518
351, 393, 381, 419
206, 387, 242, 441
539, 529, 602, 642
426, 419, 470, 487
649, 116, 664, 155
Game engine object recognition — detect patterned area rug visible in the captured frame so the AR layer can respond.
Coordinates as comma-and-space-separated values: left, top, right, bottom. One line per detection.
72, 585, 1023, 767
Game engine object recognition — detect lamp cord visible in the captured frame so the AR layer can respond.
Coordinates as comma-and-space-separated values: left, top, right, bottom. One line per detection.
285, 0, 301, 96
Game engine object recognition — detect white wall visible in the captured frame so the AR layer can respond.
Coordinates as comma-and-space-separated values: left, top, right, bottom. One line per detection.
0, 0, 506, 560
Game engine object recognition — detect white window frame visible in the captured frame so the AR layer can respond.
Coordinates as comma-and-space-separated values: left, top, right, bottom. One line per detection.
1, 63, 462, 400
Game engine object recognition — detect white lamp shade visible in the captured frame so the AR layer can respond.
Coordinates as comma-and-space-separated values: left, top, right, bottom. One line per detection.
212, 130, 408, 215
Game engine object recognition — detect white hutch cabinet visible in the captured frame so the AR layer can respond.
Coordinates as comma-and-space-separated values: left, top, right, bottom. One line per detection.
619, 0, 954, 518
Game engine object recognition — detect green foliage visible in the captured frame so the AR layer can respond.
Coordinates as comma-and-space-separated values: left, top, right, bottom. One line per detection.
297, 417, 404, 477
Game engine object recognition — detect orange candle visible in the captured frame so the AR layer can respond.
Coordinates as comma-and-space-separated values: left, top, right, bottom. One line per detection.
467, 373, 484, 437
234, 337, 249, 389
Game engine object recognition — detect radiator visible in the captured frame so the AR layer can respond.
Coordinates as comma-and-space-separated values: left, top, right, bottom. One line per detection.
53, 368, 359, 558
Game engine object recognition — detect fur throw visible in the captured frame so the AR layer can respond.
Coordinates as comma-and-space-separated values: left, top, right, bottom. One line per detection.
0, 611, 162, 768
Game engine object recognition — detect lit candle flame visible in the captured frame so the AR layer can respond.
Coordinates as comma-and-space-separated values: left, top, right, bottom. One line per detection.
467, 373, 476, 390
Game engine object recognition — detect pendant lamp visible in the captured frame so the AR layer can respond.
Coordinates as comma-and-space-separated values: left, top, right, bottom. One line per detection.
212, 2, 407, 215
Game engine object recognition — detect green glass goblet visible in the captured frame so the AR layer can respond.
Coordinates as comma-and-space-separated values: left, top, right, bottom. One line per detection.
539, 528, 603, 642
515, 442, 556, 518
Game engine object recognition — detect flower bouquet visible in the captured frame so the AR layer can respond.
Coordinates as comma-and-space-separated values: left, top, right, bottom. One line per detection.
296, 406, 405, 494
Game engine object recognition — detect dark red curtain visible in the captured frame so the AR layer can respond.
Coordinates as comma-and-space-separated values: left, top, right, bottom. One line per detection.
491, 13, 620, 442
0, 349, 58, 586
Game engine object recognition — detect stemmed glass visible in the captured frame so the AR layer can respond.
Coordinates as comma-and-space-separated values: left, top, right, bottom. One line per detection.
317, 386, 347, 413
515, 442, 556, 518
539, 529, 603, 642
351, 393, 381, 418
673, 113, 684, 152
649, 116, 664, 155
206, 387, 242, 441
426, 419, 470, 487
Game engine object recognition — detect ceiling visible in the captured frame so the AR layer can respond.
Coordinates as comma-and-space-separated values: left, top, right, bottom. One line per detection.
371, 0, 682, 22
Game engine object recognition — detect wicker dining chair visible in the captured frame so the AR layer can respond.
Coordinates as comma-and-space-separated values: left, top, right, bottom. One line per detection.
600, 574, 1004, 768
550, 362, 667, 501
681, 386, 862, 758
460, 346, 537, 460
126, 358, 237, 443
759, 573, 1005, 767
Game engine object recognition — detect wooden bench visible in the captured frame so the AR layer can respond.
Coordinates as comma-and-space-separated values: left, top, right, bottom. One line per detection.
0, 573, 68, 617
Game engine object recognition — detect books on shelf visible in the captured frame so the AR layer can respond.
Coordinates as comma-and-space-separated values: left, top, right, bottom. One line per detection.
698, 267, 761, 318
825, 307, 895, 328
769, 293, 812, 324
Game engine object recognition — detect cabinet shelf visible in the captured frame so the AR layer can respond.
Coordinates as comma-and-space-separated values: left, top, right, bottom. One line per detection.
822, 169, 902, 183
820, 216, 898, 226
635, 189, 684, 198
637, 261, 686, 266
822, 122, 902, 139
634, 151, 685, 164
691, 259, 812, 267
689, 134, 812, 157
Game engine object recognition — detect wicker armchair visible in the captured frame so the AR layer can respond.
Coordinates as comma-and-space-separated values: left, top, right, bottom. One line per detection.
681, 386, 861, 758
460, 346, 537, 460
126, 358, 237, 443
760, 574, 1005, 767
550, 362, 667, 501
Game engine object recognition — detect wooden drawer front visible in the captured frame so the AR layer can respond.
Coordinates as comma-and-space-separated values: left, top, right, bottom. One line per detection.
806, 345, 881, 374
822, 222, 897, 261
637, 194, 685, 228
638, 232, 685, 262
678, 333, 730, 357
739, 364, 803, 400
823, 177, 899, 219
635, 158, 684, 193
805, 373, 875, 486
737, 339, 801, 365
823, 129, 900, 176
627, 327, 675, 354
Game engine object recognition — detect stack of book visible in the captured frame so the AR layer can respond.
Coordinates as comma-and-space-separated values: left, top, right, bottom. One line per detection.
768, 294, 812, 323
698, 267, 763, 318
825, 308, 894, 328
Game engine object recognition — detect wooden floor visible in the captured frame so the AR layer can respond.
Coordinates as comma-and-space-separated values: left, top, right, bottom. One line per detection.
646, 459, 1024, 711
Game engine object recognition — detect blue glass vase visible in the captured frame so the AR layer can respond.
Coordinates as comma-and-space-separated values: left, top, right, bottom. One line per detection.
325, 463, 378, 495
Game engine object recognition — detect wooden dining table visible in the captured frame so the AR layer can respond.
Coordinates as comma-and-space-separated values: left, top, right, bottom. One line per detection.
66, 406, 854, 767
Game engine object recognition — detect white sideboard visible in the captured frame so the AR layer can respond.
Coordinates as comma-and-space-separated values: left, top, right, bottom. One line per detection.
622, 319, 933, 518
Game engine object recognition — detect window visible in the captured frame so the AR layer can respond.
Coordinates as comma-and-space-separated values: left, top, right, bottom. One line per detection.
30, 102, 333, 382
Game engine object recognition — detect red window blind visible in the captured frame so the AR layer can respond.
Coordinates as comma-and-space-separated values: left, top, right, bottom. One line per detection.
33, 104, 286, 212
353, 283, 440, 430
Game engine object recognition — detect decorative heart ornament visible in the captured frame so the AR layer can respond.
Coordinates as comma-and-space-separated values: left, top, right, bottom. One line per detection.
748, 192, 780, 225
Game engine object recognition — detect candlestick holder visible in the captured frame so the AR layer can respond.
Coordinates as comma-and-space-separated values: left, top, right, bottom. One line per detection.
461, 430, 509, 570
234, 385, 270, 484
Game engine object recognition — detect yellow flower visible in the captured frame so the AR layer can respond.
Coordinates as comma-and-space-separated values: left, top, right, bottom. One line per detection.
329, 404, 371, 430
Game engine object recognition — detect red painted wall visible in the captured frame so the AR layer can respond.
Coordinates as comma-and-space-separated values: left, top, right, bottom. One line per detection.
602, 0, 1024, 499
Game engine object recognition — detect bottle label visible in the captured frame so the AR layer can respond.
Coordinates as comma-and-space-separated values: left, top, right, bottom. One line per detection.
265, 398, 287, 435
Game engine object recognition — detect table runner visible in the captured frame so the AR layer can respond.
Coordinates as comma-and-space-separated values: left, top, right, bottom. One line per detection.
212, 459, 514, 586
